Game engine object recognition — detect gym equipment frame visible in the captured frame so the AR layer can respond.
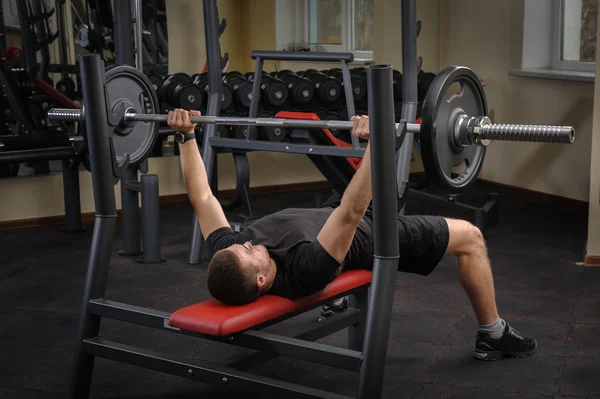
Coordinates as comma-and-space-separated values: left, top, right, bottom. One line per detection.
56, 1, 574, 398
64, 52, 395, 399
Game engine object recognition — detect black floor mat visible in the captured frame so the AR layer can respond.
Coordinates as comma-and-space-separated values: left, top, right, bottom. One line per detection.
0, 181, 598, 399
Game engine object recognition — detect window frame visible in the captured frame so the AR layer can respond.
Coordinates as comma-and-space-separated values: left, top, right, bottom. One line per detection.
300, 0, 373, 62
551, 0, 595, 73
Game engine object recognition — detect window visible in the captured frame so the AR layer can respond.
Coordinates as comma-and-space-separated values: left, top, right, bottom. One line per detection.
275, 0, 374, 62
510, 0, 595, 81
553, 0, 597, 72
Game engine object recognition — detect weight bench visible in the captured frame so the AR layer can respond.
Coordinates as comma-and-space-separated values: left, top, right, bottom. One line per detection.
169, 270, 372, 336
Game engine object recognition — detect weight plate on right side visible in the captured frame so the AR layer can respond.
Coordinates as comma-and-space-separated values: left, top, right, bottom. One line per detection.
419, 66, 487, 193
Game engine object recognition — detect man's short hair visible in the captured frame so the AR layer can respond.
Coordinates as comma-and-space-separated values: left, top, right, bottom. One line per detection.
207, 248, 261, 305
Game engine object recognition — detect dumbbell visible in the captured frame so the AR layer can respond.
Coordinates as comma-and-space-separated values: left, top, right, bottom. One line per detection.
417, 70, 436, 103
246, 74, 289, 108
322, 110, 342, 137
313, 108, 329, 120
302, 70, 341, 104
193, 73, 234, 111
277, 71, 314, 106
352, 67, 367, 76
244, 71, 272, 81
234, 122, 259, 140
338, 107, 349, 121
225, 112, 245, 138
160, 73, 203, 110
329, 70, 367, 103
222, 72, 253, 109
56, 77, 76, 98
260, 111, 290, 142
198, 123, 229, 139
146, 71, 166, 94
274, 70, 294, 79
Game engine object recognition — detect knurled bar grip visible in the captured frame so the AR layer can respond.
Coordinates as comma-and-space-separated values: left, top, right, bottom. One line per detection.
46, 108, 575, 144
480, 124, 575, 144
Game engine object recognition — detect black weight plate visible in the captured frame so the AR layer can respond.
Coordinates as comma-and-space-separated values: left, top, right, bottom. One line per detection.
266, 125, 289, 142
302, 69, 320, 78
105, 65, 159, 165
57, 77, 76, 97
323, 111, 341, 136
289, 78, 314, 105
236, 82, 253, 109
220, 84, 234, 110
420, 66, 487, 193
234, 125, 258, 140
146, 72, 165, 93
318, 78, 341, 103
338, 107, 349, 121
351, 75, 367, 102
171, 72, 192, 83
176, 83, 203, 110
263, 80, 288, 107
275, 70, 295, 79
314, 108, 328, 120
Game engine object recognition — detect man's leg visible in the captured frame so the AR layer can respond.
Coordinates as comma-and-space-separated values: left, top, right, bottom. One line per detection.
442, 218, 537, 360
443, 218, 498, 325
395, 215, 537, 361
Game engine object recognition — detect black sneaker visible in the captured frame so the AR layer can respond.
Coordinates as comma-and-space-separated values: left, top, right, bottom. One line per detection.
473, 321, 537, 361
318, 297, 349, 321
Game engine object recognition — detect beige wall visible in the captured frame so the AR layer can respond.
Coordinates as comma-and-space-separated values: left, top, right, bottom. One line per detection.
439, 0, 593, 202
0, 0, 595, 224
586, 9, 600, 259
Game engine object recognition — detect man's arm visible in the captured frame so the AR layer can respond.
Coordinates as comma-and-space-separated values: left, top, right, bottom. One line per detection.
170, 109, 229, 239
317, 116, 373, 263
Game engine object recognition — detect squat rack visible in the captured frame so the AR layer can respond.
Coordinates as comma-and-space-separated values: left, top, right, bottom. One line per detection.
68, 0, 419, 398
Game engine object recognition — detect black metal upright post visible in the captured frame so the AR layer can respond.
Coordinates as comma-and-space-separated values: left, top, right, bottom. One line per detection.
396, 0, 419, 215
68, 54, 118, 399
55, 1, 69, 73
114, 0, 142, 256
188, 0, 223, 264
61, 159, 85, 232
114, 0, 135, 66
57, 1, 84, 233
356, 65, 400, 399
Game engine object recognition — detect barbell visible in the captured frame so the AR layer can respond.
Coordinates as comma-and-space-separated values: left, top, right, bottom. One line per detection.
46, 65, 575, 193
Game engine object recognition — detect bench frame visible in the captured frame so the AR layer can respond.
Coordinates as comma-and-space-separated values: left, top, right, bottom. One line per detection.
67, 0, 423, 398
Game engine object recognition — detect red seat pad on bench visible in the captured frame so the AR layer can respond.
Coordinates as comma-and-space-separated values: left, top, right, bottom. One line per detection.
168, 270, 372, 336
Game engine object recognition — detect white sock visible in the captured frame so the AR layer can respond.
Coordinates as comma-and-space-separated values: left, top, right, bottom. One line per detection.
479, 318, 506, 339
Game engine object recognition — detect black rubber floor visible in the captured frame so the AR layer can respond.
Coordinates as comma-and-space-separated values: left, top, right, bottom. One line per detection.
1, 182, 599, 399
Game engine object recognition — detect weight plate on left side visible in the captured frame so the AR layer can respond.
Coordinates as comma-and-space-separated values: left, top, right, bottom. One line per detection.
105, 66, 159, 165
419, 65, 487, 193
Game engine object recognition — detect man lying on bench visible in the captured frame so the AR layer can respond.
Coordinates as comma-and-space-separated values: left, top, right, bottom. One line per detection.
169, 109, 537, 362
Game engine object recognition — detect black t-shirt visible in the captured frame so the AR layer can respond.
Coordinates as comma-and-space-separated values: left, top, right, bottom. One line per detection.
206, 207, 374, 299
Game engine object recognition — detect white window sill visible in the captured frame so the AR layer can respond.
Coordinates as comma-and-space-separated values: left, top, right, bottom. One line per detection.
508, 68, 594, 83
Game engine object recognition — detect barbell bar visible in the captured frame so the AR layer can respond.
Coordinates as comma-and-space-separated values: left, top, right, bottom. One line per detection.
47, 108, 574, 145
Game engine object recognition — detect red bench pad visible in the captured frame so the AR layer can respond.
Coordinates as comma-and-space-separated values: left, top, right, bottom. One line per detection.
168, 270, 372, 336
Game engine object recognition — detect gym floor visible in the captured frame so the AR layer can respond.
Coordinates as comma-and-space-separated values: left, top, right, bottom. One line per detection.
0, 181, 599, 399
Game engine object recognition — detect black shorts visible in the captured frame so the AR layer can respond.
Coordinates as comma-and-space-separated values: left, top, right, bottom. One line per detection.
320, 193, 449, 276
395, 215, 449, 276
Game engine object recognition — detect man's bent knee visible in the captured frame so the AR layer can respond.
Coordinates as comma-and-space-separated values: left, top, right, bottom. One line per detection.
445, 218, 486, 256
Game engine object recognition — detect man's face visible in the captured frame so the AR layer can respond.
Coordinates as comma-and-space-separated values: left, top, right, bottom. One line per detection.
228, 241, 270, 272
